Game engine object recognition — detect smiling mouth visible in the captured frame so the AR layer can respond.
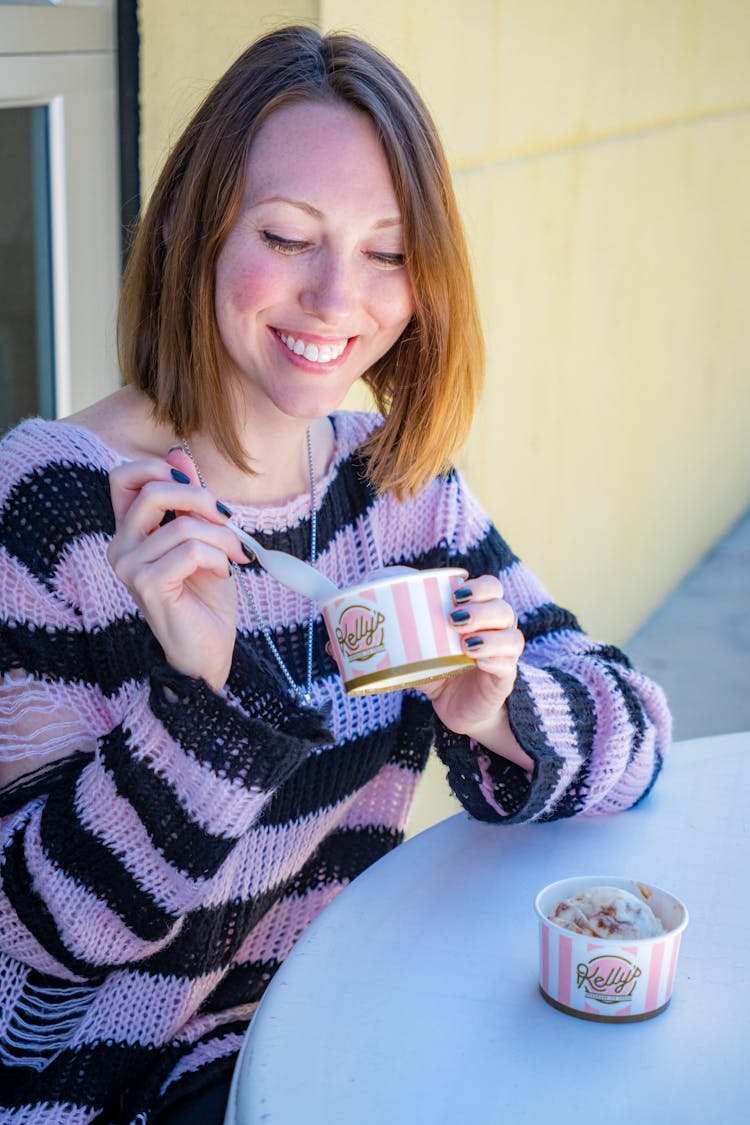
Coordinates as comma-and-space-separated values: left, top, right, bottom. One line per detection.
275, 331, 349, 364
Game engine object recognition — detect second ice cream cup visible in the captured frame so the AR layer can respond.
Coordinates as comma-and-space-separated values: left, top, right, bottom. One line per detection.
535, 875, 688, 1023
321, 567, 473, 696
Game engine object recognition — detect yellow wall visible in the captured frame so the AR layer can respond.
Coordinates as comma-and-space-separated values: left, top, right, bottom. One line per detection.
139, 1, 750, 834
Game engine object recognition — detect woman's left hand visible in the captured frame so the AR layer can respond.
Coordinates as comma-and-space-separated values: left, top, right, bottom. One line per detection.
421, 576, 530, 767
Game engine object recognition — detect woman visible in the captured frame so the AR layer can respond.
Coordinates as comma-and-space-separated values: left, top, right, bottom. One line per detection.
0, 25, 670, 1125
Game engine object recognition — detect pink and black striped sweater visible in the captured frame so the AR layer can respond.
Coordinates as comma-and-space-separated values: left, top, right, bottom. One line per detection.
0, 412, 670, 1122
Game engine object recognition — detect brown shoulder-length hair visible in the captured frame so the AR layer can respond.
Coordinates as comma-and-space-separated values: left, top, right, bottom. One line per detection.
118, 25, 484, 497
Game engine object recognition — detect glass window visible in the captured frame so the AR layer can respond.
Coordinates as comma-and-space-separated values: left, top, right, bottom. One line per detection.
0, 104, 54, 433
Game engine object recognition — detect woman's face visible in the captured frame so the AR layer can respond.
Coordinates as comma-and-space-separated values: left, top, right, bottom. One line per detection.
214, 100, 414, 425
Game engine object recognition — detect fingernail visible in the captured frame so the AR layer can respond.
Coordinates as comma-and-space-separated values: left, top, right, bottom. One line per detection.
465, 636, 484, 650
228, 561, 233, 577
170, 468, 191, 484
167, 445, 182, 453
241, 544, 256, 562
450, 609, 471, 624
454, 587, 472, 603
216, 501, 233, 518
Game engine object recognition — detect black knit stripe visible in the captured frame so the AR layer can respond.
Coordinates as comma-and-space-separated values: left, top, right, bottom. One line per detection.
536, 668, 597, 821
0, 822, 104, 979
157, 1049, 238, 1112
583, 642, 633, 669
139, 888, 281, 976
99, 731, 236, 881
0, 461, 114, 584
0, 615, 150, 696
140, 825, 399, 978
40, 776, 181, 942
148, 671, 314, 793
231, 445, 376, 567
199, 958, 280, 1012
448, 522, 520, 578
518, 603, 583, 644
285, 823, 401, 895
501, 671, 565, 822
0, 1039, 181, 1112
605, 664, 647, 764
256, 725, 404, 827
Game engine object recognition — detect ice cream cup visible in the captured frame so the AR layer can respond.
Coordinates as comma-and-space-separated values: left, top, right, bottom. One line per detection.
321, 567, 473, 696
535, 875, 689, 1023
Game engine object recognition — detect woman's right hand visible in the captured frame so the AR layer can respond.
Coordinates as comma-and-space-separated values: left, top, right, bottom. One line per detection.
108, 452, 247, 692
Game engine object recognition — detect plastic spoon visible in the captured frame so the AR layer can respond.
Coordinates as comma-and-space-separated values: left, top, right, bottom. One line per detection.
227, 519, 340, 603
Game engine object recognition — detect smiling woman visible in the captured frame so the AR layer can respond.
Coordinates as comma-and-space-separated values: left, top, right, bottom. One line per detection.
0, 23, 670, 1125
212, 101, 414, 437
118, 27, 483, 501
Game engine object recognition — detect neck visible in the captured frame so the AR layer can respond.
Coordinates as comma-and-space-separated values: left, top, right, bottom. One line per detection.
183, 415, 333, 507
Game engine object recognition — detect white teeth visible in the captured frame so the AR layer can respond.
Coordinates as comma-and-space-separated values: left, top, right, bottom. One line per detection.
278, 332, 347, 363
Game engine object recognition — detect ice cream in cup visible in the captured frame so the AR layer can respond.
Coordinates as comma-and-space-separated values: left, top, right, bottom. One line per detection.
535, 875, 688, 1023
321, 566, 473, 696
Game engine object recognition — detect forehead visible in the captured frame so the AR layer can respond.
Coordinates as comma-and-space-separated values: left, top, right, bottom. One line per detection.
242, 100, 401, 215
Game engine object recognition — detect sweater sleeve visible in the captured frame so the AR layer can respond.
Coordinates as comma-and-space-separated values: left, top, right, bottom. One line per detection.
0, 424, 328, 980
428, 471, 671, 824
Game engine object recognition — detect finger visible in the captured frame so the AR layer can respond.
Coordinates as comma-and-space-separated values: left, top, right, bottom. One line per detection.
461, 625, 525, 662
126, 540, 236, 610
114, 478, 229, 547
108, 457, 176, 526
449, 597, 518, 635
452, 574, 505, 607
165, 446, 202, 488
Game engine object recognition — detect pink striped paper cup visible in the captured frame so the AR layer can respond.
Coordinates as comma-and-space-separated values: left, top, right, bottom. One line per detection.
535, 876, 688, 1023
321, 567, 473, 695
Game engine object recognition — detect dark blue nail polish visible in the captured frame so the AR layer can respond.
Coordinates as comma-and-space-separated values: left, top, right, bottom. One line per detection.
241, 544, 256, 562
216, 501, 233, 518
465, 636, 484, 650
454, 587, 472, 603
170, 468, 190, 484
450, 609, 471, 624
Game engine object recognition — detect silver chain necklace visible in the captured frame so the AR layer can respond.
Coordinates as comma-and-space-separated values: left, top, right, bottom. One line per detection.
180, 430, 317, 706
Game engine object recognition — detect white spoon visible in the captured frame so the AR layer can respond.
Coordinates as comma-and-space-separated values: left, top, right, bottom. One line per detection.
227, 519, 340, 603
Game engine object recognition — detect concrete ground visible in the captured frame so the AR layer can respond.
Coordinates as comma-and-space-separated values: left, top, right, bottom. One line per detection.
627, 507, 750, 741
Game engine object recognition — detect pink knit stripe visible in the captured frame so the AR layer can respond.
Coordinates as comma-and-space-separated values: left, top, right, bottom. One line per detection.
517, 665, 584, 819
1, 1103, 96, 1124
208, 814, 337, 904
72, 967, 224, 1046
23, 806, 178, 965
53, 533, 138, 620
496, 559, 552, 620
0, 546, 83, 628
75, 760, 214, 915
236, 882, 345, 965
340, 763, 420, 831
476, 751, 511, 817
161, 1030, 246, 1094
0, 886, 82, 980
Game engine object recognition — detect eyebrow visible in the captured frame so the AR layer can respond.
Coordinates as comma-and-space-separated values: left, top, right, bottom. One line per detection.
249, 195, 402, 230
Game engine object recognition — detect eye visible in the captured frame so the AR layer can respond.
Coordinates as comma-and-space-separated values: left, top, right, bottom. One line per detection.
261, 231, 311, 254
367, 251, 407, 269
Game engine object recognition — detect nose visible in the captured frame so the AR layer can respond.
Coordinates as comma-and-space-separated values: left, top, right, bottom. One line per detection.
299, 250, 357, 324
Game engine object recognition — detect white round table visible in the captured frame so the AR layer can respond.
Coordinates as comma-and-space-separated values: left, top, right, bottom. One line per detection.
225, 732, 749, 1125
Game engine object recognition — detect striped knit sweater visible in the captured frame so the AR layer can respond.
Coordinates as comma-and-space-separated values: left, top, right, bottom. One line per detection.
0, 412, 670, 1123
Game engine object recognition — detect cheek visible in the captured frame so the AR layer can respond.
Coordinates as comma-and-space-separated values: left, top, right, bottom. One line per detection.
215, 244, 287, 325
374, 276, 414, 333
